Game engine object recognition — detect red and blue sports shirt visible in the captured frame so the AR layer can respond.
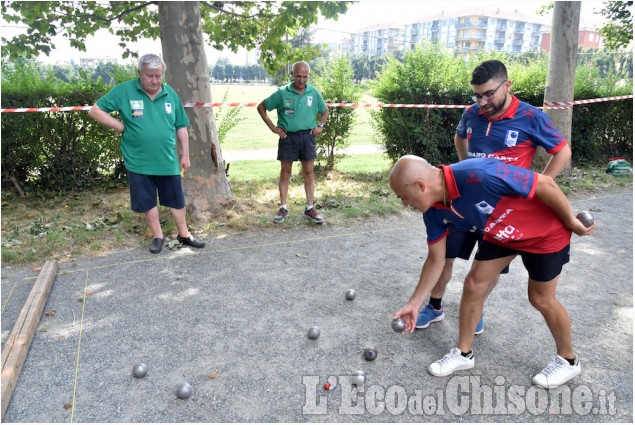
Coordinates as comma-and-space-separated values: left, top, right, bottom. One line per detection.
456, 96, 568, 168
423, 158, 572, 254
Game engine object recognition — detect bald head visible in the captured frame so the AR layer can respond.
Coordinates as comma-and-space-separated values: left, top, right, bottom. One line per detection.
389, 155, 443, 212
390, 155, 436, 188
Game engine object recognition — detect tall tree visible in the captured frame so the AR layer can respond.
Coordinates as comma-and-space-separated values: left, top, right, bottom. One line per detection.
1, 1, 350, 219
598, 1, 633, 50
540, 1, 581, 175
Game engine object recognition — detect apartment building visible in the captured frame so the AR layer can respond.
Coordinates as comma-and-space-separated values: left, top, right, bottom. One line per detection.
339, 8, 552, 57
345, 23, 404, 57
403, 8, 549, 53
541, 27, 603, 51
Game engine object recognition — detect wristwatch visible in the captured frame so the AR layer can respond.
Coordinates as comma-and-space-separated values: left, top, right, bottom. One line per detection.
317, 122, 325, 128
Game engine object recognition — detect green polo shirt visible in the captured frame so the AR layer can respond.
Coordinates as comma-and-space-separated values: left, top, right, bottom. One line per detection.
96, 79, 190, 175
262, 83, 327, 132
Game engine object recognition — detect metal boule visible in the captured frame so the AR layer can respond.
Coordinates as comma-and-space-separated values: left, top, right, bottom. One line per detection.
391, 317, 406, 332
176, 382, 192, 399
308, 326, 321, 340
132, 363, 148, 378
576, 211, 594, 227
363, 347, 377, 361
345, 289, 356, 300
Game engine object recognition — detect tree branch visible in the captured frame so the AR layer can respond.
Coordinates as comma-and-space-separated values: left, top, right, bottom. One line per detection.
199, 1, 273, 19
71, 1, 158, 23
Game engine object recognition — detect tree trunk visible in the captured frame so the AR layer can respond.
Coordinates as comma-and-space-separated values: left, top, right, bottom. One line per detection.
537, 1, 581, 174
158, 1, 232, 221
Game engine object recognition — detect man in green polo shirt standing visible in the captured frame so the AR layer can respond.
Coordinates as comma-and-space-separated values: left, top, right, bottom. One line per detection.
88, 53, 205, 254
257, 61, 329, 224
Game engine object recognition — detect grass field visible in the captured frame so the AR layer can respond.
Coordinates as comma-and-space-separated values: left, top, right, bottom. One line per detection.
210, 84, 377, 151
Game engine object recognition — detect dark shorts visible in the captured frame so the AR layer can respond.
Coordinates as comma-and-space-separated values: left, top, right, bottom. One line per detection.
127, 170, 185, 213
475, 241, 570, 282
277, 130, 316, 162
446, 227, 509, 274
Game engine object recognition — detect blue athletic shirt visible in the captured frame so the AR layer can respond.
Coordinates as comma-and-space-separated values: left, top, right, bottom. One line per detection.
456, 96, 568, 168
423, 158, 572, 254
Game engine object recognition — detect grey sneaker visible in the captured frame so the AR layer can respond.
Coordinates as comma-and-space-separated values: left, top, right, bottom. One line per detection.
532, 354, 581, 389
303, 207, 324, 224
273, 207, 288, 224
428, 348, 475, 377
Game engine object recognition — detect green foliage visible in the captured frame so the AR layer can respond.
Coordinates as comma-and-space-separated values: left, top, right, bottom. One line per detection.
210, 60, 269, 82
213, 90, 247, 144
2, 1, 352, 76
1, 1, 159, 59
598, 1, 633, 50
371, 44, 633, 165
313, 56, 362, 170
350, 55, 390, 81
1, 60, 122, 193
371, 43, 469, 164
577, 48, 633, 79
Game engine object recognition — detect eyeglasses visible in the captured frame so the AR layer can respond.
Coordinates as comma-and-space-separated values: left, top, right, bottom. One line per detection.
471, 80, 507, 103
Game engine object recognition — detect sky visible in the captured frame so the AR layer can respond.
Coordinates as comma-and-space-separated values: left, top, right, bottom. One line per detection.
0, 0, 611, 66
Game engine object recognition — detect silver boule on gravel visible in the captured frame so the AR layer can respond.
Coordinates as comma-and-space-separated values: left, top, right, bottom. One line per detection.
363, 347, 378, 361
308, 326, 321, 340
391, 317, 406, 332
351, 371, 366, 387
576, 211, 594, 227
345, 289, 356, 300
176, 382, 192, 399
132, 363, 148, 378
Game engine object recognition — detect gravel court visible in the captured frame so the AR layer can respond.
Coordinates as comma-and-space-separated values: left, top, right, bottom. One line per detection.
1, 187, 632, 422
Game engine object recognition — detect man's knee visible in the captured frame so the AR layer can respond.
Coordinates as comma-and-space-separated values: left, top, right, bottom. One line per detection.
528, 291, 558, 312
279, 165, 293, 180
463, 268, 495, 298
463, 274, 488, 297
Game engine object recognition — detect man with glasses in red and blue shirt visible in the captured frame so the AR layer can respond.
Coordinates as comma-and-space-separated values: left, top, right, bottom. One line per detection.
415, 60, 572, 334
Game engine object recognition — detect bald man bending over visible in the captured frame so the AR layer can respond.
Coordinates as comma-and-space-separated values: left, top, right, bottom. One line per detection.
390, 155, 594, 389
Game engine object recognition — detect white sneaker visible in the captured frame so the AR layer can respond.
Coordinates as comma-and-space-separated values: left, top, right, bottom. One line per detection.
428, 348, 475, 377
532, 354, 581, 389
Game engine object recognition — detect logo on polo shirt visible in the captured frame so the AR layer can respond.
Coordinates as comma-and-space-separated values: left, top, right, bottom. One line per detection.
505, 130, 519, 147
284, 99, 294, 116
475, 200, 494, 215
165, 102, 173, 115
130, 100, 144, 118
307, 96, 313, 107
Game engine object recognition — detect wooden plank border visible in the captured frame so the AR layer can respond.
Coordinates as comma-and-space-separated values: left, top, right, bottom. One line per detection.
1, 260, 58, 419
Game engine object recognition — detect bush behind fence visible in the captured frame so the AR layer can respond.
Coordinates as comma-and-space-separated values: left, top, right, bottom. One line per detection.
1, 50, 632, 193
371, 44, 633, 166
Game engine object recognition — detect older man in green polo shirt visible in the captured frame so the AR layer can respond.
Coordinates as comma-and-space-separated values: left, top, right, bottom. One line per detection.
88, 53, 205, 254
257, 61, 329, 224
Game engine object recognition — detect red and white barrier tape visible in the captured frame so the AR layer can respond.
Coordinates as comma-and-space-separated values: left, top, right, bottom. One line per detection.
542, 95, 633, 109
1, 95, 631, 113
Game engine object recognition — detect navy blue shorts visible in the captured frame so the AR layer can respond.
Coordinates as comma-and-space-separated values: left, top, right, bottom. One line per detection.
277, 130, 316, 161
127, 170, 185, 213
475, 241, 570, 282
446, 227, 509, 274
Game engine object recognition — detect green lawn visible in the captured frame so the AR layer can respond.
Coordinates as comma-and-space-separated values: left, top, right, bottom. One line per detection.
211, 84, 379, 151
228, 152, 392, 182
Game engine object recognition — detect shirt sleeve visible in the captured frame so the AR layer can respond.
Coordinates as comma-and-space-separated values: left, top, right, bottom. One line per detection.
172, 91, 190, 129
315, 91, 327, 114
455, 108, 471, 138
531, 108, 567, 153
263, 89, 282, 112
423, 210, 450, 244
95, 86, 120, 114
